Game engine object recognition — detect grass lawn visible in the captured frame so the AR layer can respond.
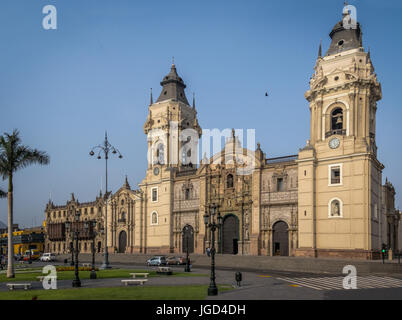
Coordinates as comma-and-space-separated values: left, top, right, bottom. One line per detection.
0, 268, 207, 283
0, 285, 233, 300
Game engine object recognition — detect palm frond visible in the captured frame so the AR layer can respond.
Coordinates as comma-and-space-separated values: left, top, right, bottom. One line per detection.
0, 189, 6, 198
0, 129, 50, 175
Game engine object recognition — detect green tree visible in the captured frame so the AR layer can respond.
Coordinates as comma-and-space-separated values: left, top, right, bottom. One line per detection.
0, 130, 50, 278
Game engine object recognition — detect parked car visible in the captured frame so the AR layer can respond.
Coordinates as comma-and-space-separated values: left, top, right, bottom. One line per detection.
166, 256, 180, 265
40, 253, 56, 262
146, 256, 167, 266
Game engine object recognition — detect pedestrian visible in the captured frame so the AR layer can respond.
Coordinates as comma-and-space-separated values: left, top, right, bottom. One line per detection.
206, 247, 211, 257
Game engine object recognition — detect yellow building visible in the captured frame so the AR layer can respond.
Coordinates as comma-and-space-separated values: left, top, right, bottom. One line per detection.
0, 227, 45, 256
44, 7, 400, 259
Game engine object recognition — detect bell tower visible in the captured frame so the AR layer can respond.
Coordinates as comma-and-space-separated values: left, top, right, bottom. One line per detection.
143, 63, 202, 171
297, 7, 384, 259
140, 63, 202, 254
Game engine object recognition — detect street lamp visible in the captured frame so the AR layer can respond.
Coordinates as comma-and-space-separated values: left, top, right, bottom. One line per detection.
65, 210, 82, 288
88, 220, 97, 280
203, 204, 223, 296
69, 238, 74, 266
89, 132, 123, 270
182, 225, 193, 272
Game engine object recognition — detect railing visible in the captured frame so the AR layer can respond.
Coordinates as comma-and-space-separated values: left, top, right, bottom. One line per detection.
266, 155, 298, 165
325, 129, 346, 138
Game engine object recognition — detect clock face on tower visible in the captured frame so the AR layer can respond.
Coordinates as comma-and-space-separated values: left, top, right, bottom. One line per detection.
329, 137, 340, 149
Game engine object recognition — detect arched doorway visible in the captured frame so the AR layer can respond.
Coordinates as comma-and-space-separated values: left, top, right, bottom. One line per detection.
118, 231, 127, 253
272, 221, 289, 256
182, 225, 194, 254
222, 215, 239, 254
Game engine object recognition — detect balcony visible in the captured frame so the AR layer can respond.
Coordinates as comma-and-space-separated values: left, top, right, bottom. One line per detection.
325, 129, 346, 138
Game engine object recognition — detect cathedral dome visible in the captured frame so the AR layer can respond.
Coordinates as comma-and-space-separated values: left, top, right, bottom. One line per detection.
326, 11, 362, 56
156, 64, 190, 105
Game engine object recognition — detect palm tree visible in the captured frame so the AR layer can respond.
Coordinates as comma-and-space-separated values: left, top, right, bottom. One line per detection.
0, 129, 50, 278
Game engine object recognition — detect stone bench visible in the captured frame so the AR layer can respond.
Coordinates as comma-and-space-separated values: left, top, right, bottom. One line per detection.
7, 283, 32, 290
129, 273, 149, 279
121, 279, 148, 286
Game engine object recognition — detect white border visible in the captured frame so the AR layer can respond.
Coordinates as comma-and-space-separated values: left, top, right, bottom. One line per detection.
150, 211, 158, 225
328, 197, 343, 218
322, 100, 350, 140
151, 187, 158, 202
328, 163, 343, 186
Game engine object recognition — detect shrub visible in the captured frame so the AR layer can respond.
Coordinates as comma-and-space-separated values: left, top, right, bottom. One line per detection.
56, 266, 99, 272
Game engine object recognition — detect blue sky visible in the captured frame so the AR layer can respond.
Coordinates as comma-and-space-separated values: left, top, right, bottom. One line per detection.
0, 0, 401, 227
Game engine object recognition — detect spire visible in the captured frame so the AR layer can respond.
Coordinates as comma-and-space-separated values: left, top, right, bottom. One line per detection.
318, 39, 322, 58
123, 175, 130, 189
192, 92, 196, 109
150, 88, 153, 105
156, 63, 190, 105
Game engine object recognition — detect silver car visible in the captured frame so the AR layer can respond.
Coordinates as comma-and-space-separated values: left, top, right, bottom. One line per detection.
146, 256, 167, 266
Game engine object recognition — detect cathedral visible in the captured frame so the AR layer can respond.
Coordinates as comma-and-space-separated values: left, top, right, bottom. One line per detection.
44, 9, 401, 259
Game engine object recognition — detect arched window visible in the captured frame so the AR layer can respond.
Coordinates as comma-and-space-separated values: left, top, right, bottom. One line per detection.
156, 144, 165, 164
151, 211, 158, 225
120, 211, 126, 222
331, 108, 343, 131
227, 174, 234, 189
185, 188, 190, 200
328, 198, 343, 218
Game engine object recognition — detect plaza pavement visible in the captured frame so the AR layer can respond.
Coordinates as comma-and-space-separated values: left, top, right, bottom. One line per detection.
2, 262, 402, 299
54, 252, 402, 275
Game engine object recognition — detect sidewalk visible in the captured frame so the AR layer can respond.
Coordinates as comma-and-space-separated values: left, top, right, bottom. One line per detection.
54, 253, 402, 275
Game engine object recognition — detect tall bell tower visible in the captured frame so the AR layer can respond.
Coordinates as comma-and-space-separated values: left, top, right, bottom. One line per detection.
297, 8, 384, 259
140, 63, 202, 253
143, 63, 202, 172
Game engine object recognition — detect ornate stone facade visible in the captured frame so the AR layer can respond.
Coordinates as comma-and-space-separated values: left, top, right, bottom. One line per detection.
44, 9, 400, 259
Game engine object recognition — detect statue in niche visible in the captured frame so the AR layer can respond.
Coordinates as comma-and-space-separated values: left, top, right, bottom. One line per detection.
331, 200, 341, 217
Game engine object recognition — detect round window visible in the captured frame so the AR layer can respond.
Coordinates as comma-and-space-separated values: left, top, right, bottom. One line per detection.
338, 40, 344, 46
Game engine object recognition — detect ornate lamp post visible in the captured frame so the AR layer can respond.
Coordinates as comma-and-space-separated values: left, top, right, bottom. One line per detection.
203, 204, 222, 296
69, 240, 74, 266
65, 210, 82, 288
89, 132, 123, 270
88, 220, 97, 280
182, 225, 193, 272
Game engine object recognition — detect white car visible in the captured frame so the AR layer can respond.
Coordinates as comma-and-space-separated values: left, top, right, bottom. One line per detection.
40, 253, 56, 262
